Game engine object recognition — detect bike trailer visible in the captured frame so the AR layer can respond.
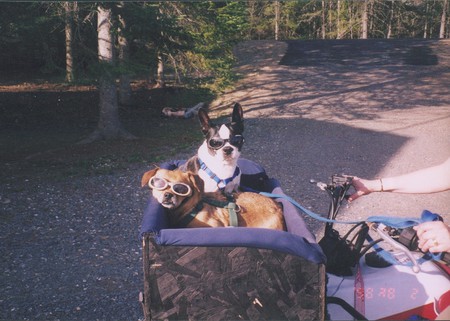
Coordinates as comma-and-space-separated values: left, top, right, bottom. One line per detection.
139, 160, 327, 320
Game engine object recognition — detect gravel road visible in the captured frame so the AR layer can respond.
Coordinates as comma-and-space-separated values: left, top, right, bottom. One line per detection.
216, 39, 450, 236
1, 39, 450, 321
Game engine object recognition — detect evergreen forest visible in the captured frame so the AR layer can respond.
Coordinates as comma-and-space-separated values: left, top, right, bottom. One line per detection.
1, 1, 448, 90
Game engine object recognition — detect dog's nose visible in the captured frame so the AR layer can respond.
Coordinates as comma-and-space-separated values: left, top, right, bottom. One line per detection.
163, 192, 174, 201
223, 146, 234, 155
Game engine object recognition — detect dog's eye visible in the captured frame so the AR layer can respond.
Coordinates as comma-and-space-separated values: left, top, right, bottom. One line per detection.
230, 135, 244, 147
149, 177, 167, 190
172, 184, 191, 196
208, 138, 224, 149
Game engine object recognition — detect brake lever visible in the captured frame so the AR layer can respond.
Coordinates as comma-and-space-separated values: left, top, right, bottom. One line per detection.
373, 223, 421, 273
310, 174, 354, 192
332, 175, 354, 202
331, 174, 354, 186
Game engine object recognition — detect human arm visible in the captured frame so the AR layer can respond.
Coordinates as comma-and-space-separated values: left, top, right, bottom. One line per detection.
414, 221, 450, 254
348, 157, 450, 202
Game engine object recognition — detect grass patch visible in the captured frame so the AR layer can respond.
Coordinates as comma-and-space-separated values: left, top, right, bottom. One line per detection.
0, 81, 214, 184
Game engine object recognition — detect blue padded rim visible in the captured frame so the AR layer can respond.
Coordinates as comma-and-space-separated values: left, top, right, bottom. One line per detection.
155, 227, 327, 264
140, 158, 327, 264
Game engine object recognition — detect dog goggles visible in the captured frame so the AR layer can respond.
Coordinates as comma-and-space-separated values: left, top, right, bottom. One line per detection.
148, 177, 192, 196
208, 135, 244, 150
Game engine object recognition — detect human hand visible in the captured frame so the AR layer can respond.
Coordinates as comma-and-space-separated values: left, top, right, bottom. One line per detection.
348, 177, 381, 202
414, 221, 450, 254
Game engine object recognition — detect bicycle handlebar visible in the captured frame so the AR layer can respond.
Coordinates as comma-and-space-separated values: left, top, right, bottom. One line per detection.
313, 174, 450, 272
372, 223, 421, 273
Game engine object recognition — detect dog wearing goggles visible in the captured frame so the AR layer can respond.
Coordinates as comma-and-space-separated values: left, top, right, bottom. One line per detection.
181, 103, 244, 194
141, 167, 285, 230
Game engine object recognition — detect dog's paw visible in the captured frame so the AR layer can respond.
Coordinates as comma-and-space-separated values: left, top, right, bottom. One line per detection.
224, 182, 239, 195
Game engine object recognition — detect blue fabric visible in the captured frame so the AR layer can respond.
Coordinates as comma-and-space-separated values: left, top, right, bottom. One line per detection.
262, 192, 442, 229
140, 197, 168, 234
368, 210, 444, 267
156, 228, 326, 264
140, 158, 326, 264
367, 209, 442, 227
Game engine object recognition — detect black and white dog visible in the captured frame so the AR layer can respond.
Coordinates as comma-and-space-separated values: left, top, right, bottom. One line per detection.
181, 103, 244, 193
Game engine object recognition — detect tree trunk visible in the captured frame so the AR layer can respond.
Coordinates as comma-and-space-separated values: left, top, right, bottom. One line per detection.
328, 0, 332, 38
361, 0, 368, 39
337, 0, 341, 39
423, 1, 429, 38
247, 1, 255, 39
349, 3, 354, 39
79, 4, 135, 144
97, 79, 121, 139
440, 0, 448, 38
321, 0, 326, 39
387, 0, 394, 39
274, 1, 280, 40
64, 1, 75, 83
156, 52, 165, 88
118, 12, 132, 106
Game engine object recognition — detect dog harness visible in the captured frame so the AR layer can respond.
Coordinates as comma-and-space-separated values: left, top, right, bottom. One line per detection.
175, 196, 239, 228
198, 158, 241, 190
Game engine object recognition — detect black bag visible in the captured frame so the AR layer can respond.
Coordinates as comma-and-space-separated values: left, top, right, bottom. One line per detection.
319, 223, 369, 276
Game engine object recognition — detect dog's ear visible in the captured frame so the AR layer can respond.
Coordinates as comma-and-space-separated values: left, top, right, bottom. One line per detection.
141, 167, 159, 187
198, 108, 212, 135
188, 172, 204, 195
231, 103, 244, 133
231, 103, 244, 124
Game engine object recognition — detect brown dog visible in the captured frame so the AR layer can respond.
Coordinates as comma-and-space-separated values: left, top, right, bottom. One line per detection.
141, 167, 285, 230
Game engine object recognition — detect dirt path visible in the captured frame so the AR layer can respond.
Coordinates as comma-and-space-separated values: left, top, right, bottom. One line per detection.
213, 39, 450, 236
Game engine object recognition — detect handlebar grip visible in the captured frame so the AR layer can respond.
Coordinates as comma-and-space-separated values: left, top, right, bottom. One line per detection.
376, 224, 421, 273
397, 226, 450, 265
441, 252, 450, 265
398, 227, 418, 251
331, 174, 353, 185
